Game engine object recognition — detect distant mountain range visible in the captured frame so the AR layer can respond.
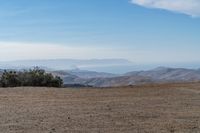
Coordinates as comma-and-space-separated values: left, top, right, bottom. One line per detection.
50, 67, 200, 87
1, 59, 200, 87
1, 59, 200, 74
0, 58, 132, 68
0, 59, 134, 74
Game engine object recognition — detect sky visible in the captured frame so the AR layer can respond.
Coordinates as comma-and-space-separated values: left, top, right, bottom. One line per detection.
0, 0, 200, 64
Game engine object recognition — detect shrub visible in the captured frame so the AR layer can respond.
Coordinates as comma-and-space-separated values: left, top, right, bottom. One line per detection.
0, 67, 63, 87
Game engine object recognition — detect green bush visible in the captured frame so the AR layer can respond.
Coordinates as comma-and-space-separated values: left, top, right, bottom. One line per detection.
0, 67, 63, 87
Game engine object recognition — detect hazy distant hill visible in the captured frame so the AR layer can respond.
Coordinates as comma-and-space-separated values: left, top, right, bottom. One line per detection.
125, 67, 200, 82
51, 69, 117, 86
0, 59, 133, 71
81, 76, 152, 87
68, 69, 116, 79
59, 67, 200, 87
1, 66, 200, 87
51, 69, 116, 78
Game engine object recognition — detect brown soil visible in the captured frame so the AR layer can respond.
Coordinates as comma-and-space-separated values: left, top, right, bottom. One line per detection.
0, 83, 200, 133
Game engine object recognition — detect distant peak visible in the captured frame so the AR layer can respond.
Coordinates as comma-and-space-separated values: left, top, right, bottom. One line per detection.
153, 66, 171, 71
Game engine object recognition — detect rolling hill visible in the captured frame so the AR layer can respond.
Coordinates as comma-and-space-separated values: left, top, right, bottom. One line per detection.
58, 67, 200, 87
1, 67, 200, 87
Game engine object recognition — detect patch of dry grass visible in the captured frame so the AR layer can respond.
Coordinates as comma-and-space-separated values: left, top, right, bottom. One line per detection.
0, 83, 199, 133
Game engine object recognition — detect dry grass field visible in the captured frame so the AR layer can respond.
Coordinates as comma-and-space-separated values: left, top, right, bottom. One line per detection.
0, 83, 200, 133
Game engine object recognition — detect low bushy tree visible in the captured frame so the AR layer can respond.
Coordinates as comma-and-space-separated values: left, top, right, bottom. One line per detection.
0, 67, 63, 87
0, 70, 21, 87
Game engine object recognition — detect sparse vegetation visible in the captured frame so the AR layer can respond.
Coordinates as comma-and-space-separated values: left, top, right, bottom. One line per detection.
0, 67, 63, 87
0, 83, 199, 132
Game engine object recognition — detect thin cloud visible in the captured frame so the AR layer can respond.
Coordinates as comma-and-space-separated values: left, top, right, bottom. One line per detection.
130, 0, 200, 17
0, 42, 198, 63
0, 42, 133, 61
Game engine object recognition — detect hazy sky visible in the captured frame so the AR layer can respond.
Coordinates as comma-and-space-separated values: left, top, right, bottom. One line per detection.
0, 0, 200, 63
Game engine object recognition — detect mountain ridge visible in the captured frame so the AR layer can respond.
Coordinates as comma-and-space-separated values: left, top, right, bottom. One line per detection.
51, 67, 200, 87
1, 66, 200, 87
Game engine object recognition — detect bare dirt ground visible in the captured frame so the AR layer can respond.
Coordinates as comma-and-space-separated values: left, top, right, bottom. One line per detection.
0, 83, 200, 133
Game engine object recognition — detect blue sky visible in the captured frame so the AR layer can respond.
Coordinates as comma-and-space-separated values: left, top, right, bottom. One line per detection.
0, 0, 200, 64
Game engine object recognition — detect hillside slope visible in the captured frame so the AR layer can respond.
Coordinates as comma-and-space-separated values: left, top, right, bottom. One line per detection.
61, 67, 200, 87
